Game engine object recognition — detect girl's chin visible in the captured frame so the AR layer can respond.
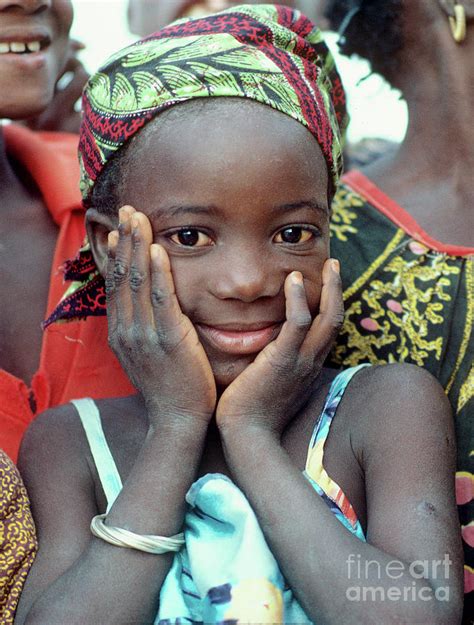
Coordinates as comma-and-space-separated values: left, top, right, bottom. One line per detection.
212, 357, 253, 389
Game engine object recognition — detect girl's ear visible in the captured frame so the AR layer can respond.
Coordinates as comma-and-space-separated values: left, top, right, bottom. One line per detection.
85, 208, 118, 278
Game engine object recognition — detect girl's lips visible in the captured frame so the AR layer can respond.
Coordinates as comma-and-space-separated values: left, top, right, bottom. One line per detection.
196, 323, 282, 355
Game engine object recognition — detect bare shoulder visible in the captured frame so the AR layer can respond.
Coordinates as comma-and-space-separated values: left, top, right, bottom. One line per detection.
340, 363, 458, 538
346, 362, 451, 409
17, 402, 96, 519
340, 363, 454, 456
335, 363, 457, 513
19, 395, 143, 465
15, 403, 97, 623
19, 395, 147, 515
19, 402, 88, 474
336, 367, 462, 617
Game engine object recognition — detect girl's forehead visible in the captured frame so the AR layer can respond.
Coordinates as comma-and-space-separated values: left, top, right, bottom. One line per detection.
131, 98, 326, 167
123, 101, 330, 210
121, 130, 329, 232
136, 97, 304, 139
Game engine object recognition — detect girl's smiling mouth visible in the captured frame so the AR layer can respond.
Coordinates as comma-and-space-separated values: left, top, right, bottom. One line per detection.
195, 322, 283, 355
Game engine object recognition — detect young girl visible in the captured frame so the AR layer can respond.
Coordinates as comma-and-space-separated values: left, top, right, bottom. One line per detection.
16, 5, 462, 624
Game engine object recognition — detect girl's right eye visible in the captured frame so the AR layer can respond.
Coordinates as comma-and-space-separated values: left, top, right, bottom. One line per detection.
168, 228, 213, 247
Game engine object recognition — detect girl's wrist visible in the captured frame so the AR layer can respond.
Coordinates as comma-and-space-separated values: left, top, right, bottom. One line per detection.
145, 397, 213, 428
146, 414, 210, 442
219, 420, 281, 447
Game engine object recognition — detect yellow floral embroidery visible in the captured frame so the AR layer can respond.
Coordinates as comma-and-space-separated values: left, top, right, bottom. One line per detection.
342, 230, 405, 301
458, 365, 474, 414
447, 258, 473, 394
334, 251, 461, 367
0, 452, 37, 624
330, 187, 361, 242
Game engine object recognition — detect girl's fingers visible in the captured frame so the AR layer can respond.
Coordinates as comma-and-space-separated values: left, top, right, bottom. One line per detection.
150, 244, 189, 348
302, 258, 344, 360
113, 206, 136, 328
106, 229, 119, 336
269, 271, 312, 359
129, 212, 154, 327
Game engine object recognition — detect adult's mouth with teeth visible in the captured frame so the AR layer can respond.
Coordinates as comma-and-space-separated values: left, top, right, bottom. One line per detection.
0, 39, 49, 54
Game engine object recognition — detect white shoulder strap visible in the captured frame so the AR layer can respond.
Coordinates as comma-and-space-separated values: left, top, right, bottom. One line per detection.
71, 398, 123, 512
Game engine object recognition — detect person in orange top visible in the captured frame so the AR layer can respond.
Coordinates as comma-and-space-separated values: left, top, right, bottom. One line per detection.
0, 0, 133, 463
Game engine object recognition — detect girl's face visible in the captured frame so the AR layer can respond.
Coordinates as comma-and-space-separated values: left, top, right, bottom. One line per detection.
103, 101, 330, 387
0, 0, 73, 119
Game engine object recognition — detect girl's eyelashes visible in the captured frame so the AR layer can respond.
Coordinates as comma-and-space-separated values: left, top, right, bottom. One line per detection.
162, 224, 320, 249
168, 228, 214, 247
273, 225, 319, 245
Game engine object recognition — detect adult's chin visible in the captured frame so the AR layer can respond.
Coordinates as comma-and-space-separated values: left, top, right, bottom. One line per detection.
1, 83, 55, 121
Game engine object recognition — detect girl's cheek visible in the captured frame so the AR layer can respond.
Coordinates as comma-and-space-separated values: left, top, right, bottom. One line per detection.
170, 266, 203, 315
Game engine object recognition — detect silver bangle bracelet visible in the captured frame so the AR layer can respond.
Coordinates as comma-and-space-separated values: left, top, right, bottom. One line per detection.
90, 514, 185, 554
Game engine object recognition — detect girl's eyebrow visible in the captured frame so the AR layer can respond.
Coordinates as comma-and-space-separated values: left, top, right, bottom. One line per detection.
148, 200, 327, 220
275, 200, 329, 216
148, 205, 221, 219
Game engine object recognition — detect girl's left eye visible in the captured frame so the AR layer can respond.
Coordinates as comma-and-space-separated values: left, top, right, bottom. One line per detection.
273, 226, 315, 244
169, 229, 213, 247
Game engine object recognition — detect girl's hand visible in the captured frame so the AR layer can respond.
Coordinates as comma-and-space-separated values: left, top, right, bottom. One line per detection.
216, 259, 343, 436
107, 207, 217, 428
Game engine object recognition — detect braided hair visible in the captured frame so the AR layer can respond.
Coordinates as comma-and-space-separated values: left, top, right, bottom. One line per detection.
324, 0, 403, 82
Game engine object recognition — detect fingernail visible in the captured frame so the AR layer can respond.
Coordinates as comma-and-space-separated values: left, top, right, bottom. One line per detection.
108, 230, 118, 245
331, 259, 340, 273
131, 216, 139, 230
119, 205, 135, 223
118, 207, 127, 223
291, 271, 303, 285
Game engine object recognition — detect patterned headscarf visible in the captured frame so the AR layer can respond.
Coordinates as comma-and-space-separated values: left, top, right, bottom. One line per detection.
45, 3, 347, 326
80, 3, 347, 203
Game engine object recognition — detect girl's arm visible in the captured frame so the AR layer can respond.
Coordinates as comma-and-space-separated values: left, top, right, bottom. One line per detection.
15, 406, 207, 625
219, 363, 463, 625
15, 208, 216, 625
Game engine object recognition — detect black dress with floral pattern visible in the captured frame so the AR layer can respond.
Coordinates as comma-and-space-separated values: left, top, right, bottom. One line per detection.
329, 170, 474, 619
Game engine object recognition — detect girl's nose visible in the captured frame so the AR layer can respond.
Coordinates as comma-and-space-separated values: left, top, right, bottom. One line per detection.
212, 247, 281, 303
